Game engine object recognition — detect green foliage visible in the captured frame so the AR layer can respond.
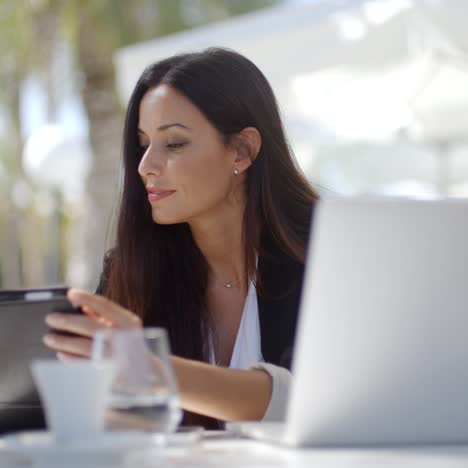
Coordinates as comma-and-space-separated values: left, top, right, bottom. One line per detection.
0, 0, 280, 106
0, 0, 281, 286
56, 0, 279, 51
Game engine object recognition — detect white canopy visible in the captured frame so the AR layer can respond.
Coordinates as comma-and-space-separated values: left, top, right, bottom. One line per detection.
115, 0, 423, 104
114, 0, 468, 196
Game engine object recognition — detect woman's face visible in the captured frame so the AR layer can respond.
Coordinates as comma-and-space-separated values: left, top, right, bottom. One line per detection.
137, 84, 238, 225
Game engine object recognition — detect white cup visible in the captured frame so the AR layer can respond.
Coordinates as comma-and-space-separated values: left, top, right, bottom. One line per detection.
31, 359, 115, 442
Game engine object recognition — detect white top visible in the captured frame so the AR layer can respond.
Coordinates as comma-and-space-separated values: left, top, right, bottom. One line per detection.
209, 280, 264, 368
209, 281, 292, 422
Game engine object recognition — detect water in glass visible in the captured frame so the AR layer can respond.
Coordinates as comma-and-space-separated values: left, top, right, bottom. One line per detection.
92, 328, 182, 435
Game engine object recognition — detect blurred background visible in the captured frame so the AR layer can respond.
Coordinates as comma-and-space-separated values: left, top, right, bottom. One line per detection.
1, 0, 467, 290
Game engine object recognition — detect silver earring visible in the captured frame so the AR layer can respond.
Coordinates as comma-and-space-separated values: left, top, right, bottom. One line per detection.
233, 168, 240, 175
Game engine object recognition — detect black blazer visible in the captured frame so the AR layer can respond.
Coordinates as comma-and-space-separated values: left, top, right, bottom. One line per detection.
97, 236, 308, 430
257, 246, 305, 371
96, 238, 307, 371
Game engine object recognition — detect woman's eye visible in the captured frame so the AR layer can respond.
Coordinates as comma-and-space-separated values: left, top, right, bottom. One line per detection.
166, 142, 186, 150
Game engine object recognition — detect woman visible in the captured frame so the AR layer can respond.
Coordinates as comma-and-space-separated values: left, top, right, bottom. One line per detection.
44, 48, 318, 426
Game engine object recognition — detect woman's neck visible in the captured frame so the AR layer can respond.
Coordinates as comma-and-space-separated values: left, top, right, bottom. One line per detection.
188, 201, 246, 289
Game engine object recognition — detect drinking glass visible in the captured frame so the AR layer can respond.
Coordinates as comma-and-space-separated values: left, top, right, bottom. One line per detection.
92, 328, 182, 435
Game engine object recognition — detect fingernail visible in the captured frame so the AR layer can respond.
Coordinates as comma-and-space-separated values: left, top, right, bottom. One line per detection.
67, 289, 81, 307
43, 335, 55, 345
45, 313, 64, 326
68, 288, 85, 300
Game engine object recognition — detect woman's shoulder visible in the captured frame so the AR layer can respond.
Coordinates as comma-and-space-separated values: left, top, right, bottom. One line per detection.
259, 200, 315, 268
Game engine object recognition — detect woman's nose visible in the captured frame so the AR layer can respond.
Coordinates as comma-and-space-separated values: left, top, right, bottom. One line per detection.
138, 146, 164, 178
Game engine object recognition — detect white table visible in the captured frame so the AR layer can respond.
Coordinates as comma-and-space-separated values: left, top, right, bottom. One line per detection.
3, 433, 468, 467
157, 438, 468, 468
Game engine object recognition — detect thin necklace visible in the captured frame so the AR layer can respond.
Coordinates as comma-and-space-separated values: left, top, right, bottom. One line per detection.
211, 278, 240, 289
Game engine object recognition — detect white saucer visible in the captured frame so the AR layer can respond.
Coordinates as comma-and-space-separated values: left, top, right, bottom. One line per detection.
0, 430, 164, 465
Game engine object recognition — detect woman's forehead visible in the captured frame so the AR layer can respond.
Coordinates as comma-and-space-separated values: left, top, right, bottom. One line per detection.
138, 85, 204, 131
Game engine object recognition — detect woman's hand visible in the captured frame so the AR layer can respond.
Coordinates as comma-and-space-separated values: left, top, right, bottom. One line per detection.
44, 288, 142, 360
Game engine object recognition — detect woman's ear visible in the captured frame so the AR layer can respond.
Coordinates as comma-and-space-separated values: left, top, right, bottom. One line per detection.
232, 127, 262, 173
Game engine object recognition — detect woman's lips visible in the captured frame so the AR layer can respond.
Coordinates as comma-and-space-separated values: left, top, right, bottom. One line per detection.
147, 190, 176, 202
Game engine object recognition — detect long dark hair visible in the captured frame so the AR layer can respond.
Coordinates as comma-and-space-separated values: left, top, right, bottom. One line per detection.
105, 48, 318, 425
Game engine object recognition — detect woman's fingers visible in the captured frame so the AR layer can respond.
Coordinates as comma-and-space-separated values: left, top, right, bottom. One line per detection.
45, 313, 106, 338
43, 333, 93, 358
67, 289, 142, 329
43, 289, 142, 359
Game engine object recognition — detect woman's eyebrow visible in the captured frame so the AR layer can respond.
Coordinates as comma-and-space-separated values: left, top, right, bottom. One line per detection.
137, 123, 191, 134
158, 123, 191, 131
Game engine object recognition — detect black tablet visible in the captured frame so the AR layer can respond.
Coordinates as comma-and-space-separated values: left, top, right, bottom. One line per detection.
0, 287, 82, 434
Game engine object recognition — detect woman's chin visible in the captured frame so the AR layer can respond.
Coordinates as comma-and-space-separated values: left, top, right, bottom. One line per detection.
153, 217, 177, 225
151, 210, 183, 225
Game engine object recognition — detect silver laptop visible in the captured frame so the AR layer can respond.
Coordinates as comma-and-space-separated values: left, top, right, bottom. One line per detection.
230, 198, 468, 446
